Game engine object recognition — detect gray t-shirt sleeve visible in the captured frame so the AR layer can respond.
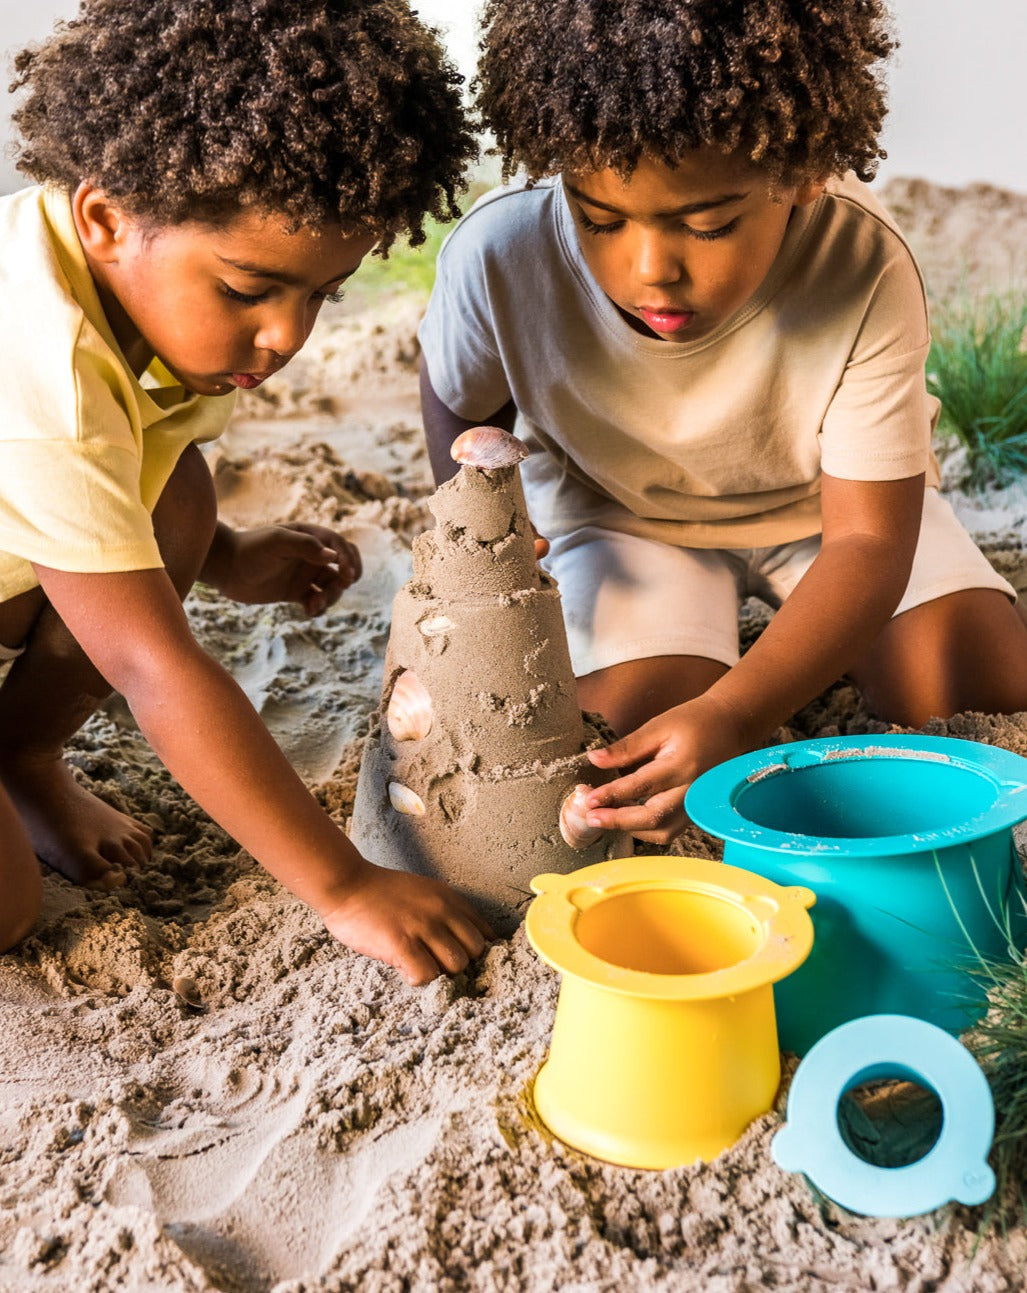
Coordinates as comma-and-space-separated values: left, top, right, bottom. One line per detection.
818, 243, 936, 482
418, 220, 514, 422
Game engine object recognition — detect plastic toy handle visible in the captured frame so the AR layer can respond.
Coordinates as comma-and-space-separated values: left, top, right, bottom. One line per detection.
530, 872, 566, 896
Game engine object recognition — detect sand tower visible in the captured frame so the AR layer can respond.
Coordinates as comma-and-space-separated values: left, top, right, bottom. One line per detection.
349, 428, 628, 930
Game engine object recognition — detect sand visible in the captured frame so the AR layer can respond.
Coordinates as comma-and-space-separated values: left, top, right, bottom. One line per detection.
1, 178, 1027, 1292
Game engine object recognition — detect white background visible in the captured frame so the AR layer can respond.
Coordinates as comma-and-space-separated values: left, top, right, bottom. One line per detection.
1, 0, 1024, 194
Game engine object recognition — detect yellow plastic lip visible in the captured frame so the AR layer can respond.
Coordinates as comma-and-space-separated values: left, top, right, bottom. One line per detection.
526, 855, 815, 1001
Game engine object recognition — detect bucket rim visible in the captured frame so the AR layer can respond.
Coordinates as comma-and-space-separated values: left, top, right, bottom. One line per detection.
525, 854, 815, 1000
686, 734, 1027, 858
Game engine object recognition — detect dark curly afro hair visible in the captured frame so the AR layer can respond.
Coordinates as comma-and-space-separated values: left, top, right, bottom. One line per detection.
10, 0, 476, 246
476, 0, 896, 186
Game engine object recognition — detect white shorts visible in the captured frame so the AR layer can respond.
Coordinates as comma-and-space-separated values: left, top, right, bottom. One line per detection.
543, 488, 1016, 676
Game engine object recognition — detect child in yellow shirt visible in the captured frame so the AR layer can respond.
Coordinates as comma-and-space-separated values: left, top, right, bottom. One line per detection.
0, 0, 490, 981
420, 0, 1027, 844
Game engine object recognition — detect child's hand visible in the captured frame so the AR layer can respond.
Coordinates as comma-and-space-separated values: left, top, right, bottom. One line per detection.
583, 694, 754, 844
207, 522, 362, 614
319, 865, 494, 986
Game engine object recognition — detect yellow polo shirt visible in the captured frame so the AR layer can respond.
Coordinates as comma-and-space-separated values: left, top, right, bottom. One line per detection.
0, 186, 234, 601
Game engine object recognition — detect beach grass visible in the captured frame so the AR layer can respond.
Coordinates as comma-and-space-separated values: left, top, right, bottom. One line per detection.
928, 292, 1027, 483
347, 174, 498, 304
967, 937, 1027, 1225
350, 214, 452, 300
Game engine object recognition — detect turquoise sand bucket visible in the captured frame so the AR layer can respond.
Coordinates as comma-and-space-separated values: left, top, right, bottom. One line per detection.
686, 736, 1027, 1054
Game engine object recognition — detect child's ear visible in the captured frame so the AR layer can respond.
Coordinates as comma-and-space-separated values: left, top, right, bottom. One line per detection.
71, 182, 132, 263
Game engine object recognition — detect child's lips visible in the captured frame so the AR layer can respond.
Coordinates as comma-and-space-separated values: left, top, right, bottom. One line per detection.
638, 306, 695, 335
229, 371, 274, 389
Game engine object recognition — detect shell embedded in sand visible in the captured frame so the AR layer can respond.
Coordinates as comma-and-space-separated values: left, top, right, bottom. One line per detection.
451, 426, 531, 470
386, 669, 433, 742
559, 784, 604, 850
388, 782, 427, 816
419, 614, 455, 638
172, 975, 204, 1010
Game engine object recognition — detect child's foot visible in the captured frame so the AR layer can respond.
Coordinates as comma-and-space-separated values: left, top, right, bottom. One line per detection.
0, 754, 152, 889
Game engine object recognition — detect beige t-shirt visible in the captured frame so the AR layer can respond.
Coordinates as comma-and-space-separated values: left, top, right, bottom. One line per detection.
419, 174, 940, 549
0, 186, 234, 601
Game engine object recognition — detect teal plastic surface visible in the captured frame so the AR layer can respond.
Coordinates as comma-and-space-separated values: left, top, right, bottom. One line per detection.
772, 1014, 995, 1218
686, 736, 1027, 1053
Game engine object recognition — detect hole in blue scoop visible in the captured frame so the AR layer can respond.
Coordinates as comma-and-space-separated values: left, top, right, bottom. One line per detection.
735, 758, 998, 839
836, 1065, 944, 1168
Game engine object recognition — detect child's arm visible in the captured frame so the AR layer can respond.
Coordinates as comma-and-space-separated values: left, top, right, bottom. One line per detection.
421, 360, 551, 557
32, 560, 491, 983
584, 472, 926, 841
420, 358, 515, 486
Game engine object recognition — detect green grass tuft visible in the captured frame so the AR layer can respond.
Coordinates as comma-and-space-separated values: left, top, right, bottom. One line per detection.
348, 214, 453, 301
927, 292, 1027, 484
346, 176, 499, 305
963, 895, 1027, 1227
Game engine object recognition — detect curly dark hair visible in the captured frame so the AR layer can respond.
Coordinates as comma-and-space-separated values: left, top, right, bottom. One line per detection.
10, 0, 476, 246
476, 0, 896, 186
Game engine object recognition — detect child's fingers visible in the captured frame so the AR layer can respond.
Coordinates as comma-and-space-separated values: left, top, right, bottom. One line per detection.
338, 537, 362, 581
393, 941, 445, 987
301, 584, 328, 616
588, 730, 657, 771
426, 929, 477, 976
274, 528, 356, 580
584, 785, 688, 839
584, 761, 670, 812
395, 911, 491, 983
442, 890, 495, 941
99, 834, 146, 872
313, 534, 362, 581
446, 910, 493, 956
300, 553, 361, 614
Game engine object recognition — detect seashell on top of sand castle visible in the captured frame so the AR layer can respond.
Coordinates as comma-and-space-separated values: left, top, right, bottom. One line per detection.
451, 425, 531, 470
349, 426, 630, 932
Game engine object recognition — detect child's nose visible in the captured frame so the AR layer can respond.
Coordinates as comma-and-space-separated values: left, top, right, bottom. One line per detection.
634, 231, 682, 287
253, 307, 310, 359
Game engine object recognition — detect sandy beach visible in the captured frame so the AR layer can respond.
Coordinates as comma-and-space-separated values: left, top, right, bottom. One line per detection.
1, 177, 1026, 1293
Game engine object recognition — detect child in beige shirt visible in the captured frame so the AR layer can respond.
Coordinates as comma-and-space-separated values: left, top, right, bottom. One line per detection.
420, 0, 1027, 843
0, 0, 490, 981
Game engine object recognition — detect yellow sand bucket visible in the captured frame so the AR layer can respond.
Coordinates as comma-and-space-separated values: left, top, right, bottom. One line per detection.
526, 856, 815, 1169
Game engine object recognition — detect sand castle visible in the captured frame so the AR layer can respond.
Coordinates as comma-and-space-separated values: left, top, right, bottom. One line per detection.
349, 427, 628, 928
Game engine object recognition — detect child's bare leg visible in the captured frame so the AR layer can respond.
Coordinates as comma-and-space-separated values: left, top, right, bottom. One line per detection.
0, 782, 43, 950
0, 445, 217, 887
850, 588, 1027, 727
577, 654, 728, 736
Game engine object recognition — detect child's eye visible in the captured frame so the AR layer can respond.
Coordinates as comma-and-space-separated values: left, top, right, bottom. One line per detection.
221, 283, 269, 304
683, 218, 740, 242
577, 210, 624, 236
315, 289, 346, 304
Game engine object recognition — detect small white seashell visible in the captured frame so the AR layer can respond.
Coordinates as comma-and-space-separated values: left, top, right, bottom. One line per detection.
451, 426, 531, 470
388, 782, 427, 816
387, 669, 433, 742
559, 784, 604, 850
419, 614, 455, 638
